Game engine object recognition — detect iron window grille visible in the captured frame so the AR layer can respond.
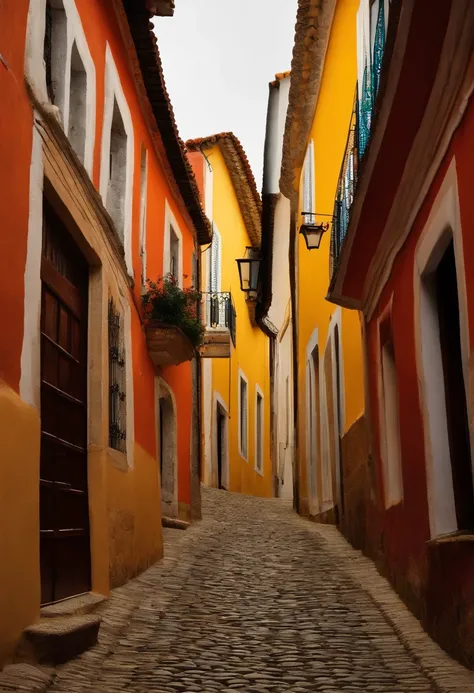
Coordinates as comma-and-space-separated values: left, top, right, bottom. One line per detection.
204, 291, 236, 348
108, 298, 127, 452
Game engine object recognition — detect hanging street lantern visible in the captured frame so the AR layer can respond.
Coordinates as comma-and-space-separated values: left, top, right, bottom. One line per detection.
236, 247, 261, 297
300, 212, 331, 250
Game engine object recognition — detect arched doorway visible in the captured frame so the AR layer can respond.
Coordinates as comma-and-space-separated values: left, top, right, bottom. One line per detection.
156, 378, 178, 518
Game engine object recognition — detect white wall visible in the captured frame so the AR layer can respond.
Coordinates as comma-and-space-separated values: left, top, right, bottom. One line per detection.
267, 195, 291, 331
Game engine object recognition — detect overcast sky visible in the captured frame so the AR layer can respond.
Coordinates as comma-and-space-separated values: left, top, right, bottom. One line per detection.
153, 0, 297, 189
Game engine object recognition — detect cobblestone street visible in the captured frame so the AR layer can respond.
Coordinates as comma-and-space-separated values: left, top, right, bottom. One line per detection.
29, 489, 474, 693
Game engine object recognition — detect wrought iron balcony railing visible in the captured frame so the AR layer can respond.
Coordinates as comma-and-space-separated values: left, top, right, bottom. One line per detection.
203, 292, 236, 347
330, 94, 359, 277
330, 1, 388, 276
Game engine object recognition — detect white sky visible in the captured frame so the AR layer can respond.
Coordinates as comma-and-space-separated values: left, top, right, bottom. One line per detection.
153, 0, 297, 189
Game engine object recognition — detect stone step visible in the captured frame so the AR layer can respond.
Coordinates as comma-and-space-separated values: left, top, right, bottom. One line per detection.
162, 516, 190, 530
21, 614, 101, 665
40, 592, 106, 619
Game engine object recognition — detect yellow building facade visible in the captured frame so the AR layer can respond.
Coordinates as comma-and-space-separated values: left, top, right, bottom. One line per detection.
280, 0, 368, 539
188, 135, 273, 498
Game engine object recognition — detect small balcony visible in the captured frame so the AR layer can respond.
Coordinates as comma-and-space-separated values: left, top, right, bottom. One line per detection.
146, 322, 195, 367
200, 292, 236, 359
330, 2, 388, 278
330, 93, 358, 278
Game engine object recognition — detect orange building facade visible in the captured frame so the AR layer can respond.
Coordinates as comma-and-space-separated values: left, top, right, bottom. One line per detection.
0, 0, 210, 665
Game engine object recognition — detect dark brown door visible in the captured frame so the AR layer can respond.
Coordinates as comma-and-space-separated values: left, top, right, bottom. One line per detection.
40, 200, 91, 605
217, 411, 224, 489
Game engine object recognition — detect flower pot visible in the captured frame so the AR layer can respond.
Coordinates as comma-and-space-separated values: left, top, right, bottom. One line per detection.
145, 321, 195, 367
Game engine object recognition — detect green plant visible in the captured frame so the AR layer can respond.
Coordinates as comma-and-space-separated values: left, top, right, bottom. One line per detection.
142, 274, 204, 348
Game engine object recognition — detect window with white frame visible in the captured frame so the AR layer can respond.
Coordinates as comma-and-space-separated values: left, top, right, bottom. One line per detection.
169, 225, 180, 279
239, 372, 248, 459
68, 41, 87, 164
255, 388, 264, 474
108, 297, 127, 453
34, 0, 95, 174
163, 203, 183, 287
379, 317, 403, 507
107, 99, 128, 242
302, 141, 315, 224
43, 0, 67, 115
100, 45, 133, 274
139, 145, 148, 289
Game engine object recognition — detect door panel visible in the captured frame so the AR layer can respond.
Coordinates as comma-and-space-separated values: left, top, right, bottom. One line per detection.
40, 200, 90, 605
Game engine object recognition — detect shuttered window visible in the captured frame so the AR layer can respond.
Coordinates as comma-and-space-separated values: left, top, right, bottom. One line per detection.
209, 226, 221, 293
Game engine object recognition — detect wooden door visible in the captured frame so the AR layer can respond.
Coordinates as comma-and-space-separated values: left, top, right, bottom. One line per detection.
217, 411, 224, 489
40, 201, 91, 605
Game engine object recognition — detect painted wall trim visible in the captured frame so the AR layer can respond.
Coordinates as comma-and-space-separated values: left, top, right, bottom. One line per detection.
99, 43, 135, 277
20, 121, 44, 409
414, 157, 471, 538
24, 0, 96, 176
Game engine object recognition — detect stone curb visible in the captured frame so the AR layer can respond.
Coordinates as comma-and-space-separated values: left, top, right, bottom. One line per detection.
300, 517, 474, 693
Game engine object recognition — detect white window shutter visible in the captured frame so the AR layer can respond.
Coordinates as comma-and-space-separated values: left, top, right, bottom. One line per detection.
209, 227, 221, 293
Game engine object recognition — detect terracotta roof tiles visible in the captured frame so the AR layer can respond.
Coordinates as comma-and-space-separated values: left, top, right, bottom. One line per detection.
280, 0, 336, 199
122, 0, 212, 245
186, 133, 262, 248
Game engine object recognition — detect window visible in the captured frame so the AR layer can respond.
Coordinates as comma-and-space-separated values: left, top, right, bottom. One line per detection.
302, 141, 315, 224
169, 225, 180, 278
43, 0, 67, 116
430, 242, 473, 528
100, 45, 134, 275
68, 41, 87, 164
107, 99, 127, 241
379, 312, 403, 507
163, 203, 183, 287
285, 375, 290, 447
238, 372, 248, 459
139, 146, 148, 289
357, 0, 389, 158
209, 226, 221, 293
255, 389, 264, 474
108, 298, 126, 453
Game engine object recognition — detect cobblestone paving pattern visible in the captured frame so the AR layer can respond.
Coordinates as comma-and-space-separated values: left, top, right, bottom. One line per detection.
50, 489, 438, 693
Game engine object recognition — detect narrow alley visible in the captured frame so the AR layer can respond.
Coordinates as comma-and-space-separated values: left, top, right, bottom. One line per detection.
9, 490, 470, 693
3, 0, 474, 687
